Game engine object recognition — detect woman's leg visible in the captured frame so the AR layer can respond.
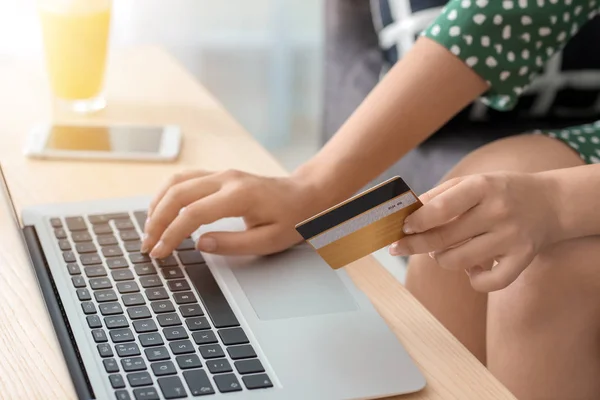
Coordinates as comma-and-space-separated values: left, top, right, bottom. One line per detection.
405, 134, 600, 399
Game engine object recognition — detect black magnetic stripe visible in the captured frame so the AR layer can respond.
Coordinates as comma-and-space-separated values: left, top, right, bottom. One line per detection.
296, 177, 410, 239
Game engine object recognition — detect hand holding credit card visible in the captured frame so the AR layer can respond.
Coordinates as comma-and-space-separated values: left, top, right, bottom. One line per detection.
295, 176, 422, 269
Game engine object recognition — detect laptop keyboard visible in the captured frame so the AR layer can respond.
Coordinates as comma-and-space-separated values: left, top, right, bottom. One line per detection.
50, 212, 273, 399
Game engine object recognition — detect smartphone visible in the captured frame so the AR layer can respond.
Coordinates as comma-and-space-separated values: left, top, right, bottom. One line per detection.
24, 123, 182, 162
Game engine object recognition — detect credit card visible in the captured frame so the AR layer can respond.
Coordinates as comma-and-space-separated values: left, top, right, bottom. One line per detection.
295, 176, 422, 269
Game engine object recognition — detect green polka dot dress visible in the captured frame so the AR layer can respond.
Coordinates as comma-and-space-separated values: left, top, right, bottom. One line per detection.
422, 0, 600, 164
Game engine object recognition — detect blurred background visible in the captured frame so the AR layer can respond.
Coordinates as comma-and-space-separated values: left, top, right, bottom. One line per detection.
0, 0, 323, 171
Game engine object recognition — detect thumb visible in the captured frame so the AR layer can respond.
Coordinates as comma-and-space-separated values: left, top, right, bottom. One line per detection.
196, 225, 295, 256
419, 176, 465, 204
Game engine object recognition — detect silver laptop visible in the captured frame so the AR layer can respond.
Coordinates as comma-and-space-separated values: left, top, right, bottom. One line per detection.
1, 166, 425, 400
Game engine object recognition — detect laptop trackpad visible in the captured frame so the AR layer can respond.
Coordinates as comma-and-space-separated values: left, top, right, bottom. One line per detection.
230, 245, 358, 320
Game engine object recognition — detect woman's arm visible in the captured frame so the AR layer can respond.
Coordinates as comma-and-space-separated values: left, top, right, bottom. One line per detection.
294, 37, 487, 204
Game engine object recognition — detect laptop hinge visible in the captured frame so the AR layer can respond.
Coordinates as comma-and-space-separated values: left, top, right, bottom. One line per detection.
23, 226, 95, 400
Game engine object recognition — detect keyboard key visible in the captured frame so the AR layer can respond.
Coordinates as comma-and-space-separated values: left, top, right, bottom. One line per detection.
122, 293, 145, 306
85, 265, 107, 277
117, 282, 140, 294
90, 277, 112, 290
116, 343, 141, 357
151, 361, 177, 376
139, 333, 164, 347
67, 263, 81, 275
97, 343, 113, 357
133, 211, 147, 230
125, 241, 142, 253
169, 340, 195, 355
151, 301, 175, 314
157, 313, 181, 327
122, 357, 147, 372
58, 239, 71, 251
121, 230, 140, 241
112, 269, 134, 281
163, 327, 188, 341
109, 374, 126, 389
102, 246, 123, 258
176, 239, 195, 251
235, 359, 264, 375
145, 346, 170, 362
177, 250, 204, 265
72, 231, 93, 243
95, 289, 118, 303
92, 329, 108, 343
54, 228, 67, 239
135, 263, 156, 276
81, 302, 96, 314
105, 315, 129, 329
218, 327, 248, 346
75, 242, 97, 254
72, 275, 86, 288
227, 345, 257, 360
116, 390, 132, 400
116, 220, 135, 230
130, 253, 152, 264
161, 267, 184, 280
155, 256, 178, 268
140, 275, 162, 288
146, 288, 168, 301
213, 374, 242, 393
127, 372, 152, 387
157, 376, 187, 399
88, 213, 130, 225
185, 317, 210, 331
242, 374, 273, 390
199, 344, 224, 359
63, 251, 76, 263
183, 369, 215, 396
179, 304, 203, 318
176, 355, 202, 369
97, 234, 118, 246
206, 358, 233, 374
173, 292, 195, 305
192, 331, 218, 345
133, 387, 159, 400
100, 302, 124, 316
87, 315, 102, 329
110, 328, 135, 343
80, 253, 102, 266
128, 306, 151, 320
167, 280, 190, 292
50, 217, 62, 228
76, 288, 91, 301
133, 320, 157, 333
65, 216, 87, 231
107, 257, 129, 269
93, 224, 112, 235
103, 358, 119, 373
186, 264, 239, 328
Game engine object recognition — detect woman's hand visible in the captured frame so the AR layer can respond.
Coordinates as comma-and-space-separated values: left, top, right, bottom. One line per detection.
141, 169, 330, 259
389, 172, 564, 292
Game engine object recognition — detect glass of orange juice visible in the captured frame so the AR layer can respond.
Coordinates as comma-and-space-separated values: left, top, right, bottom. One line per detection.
38, 0, 112, 113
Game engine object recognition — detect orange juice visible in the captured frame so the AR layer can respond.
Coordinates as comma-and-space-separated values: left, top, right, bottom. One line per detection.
38, 0, 111, 101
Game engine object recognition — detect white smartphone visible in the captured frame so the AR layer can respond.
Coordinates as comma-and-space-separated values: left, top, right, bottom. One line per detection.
24, 123, 182, 162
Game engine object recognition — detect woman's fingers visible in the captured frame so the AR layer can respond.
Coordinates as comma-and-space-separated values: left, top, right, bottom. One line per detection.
390, 206, 487, 255
404, 176, 484, 234
418, 176, 464, 204
197, 225, 293, 256
433, 233, 502, 272
143, 176, 221, 252
147, 169, 213, 217
468, 254, 532, 292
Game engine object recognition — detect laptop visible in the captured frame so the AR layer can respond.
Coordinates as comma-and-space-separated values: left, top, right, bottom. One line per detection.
0, 166, 425, 400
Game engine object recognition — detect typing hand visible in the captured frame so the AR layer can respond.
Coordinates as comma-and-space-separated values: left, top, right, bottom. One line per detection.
389, 172, 564, 292
141, 169, 322, 258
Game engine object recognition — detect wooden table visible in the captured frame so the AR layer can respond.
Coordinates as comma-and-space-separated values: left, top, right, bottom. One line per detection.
0, 47, 515, 400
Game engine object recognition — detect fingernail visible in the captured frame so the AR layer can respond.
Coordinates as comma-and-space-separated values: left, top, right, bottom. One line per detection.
389, 243, 408, 256
140, 233, 150, 253
466, 266, 483, 277
403, 223, 413, 235
150, 240, 165, 258
428, 251, 435, 259
197, 237, 217, 252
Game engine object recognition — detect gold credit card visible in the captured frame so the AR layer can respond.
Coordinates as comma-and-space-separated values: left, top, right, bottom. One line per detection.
295, 176, 422, 269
